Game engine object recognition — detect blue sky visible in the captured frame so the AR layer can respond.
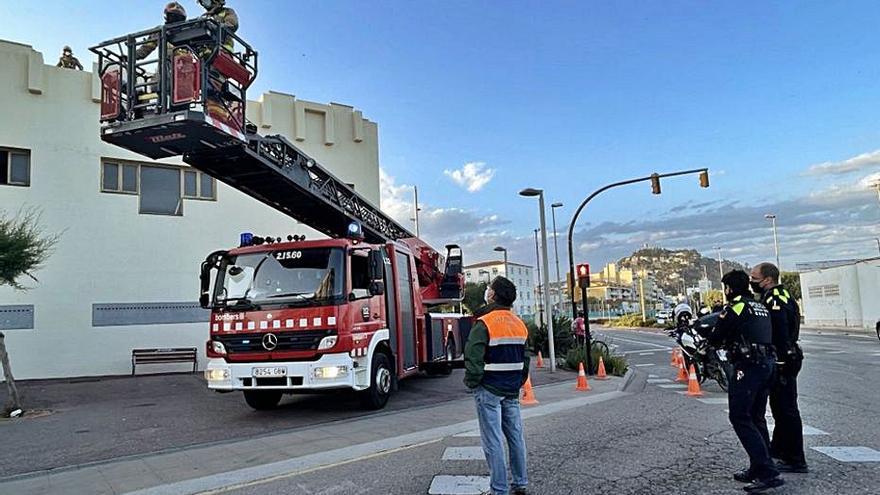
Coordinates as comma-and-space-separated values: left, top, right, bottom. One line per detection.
3, 0, 880, 272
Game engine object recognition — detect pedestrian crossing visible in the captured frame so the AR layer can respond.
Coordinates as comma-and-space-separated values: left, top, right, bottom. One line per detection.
428, 434, 491, 495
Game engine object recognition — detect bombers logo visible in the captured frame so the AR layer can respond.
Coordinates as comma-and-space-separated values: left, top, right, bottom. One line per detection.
214, 313, 244, 322
147, 132, 186, 143
262, 333, 278, 351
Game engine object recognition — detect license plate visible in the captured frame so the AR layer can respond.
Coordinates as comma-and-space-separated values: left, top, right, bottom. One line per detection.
252, 367, 287, 377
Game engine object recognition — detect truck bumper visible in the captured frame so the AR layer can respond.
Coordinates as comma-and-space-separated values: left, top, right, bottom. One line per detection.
204, 353, 369, 392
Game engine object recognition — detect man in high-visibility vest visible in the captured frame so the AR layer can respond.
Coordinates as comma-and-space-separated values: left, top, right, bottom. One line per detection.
465, 276, 530, 495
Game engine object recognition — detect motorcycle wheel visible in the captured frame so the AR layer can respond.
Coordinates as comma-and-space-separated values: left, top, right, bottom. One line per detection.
715, 370, 729, 392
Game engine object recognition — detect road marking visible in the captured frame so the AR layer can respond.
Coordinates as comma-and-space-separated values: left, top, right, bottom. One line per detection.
657, 384, 687, 389
767, 423, 828, 436
634, 363, 655, 367
453, 430, 481, 438
811, 446, 880, 462
124, 389, 629, 495
428, 475, 491, 494
648, 374, 659, 378
647, 378, 672, 384
441, 447, 485, 461
622, 349, 664, 355
608, 335, 672, 350
826, 350, 847, 354
696, 398, 727, 405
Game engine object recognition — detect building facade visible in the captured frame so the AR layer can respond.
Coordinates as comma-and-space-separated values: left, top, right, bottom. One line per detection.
798, 257, 880, 331
463, 260, 536, 319
0, 39, 382, 379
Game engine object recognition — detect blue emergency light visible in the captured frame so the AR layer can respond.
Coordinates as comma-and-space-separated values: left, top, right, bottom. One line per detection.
240, 232, 254, 247
347, 221, 364, 240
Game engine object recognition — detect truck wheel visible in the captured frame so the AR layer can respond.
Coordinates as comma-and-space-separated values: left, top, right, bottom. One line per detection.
243, 390, 282, 410
360, 352, 392, 410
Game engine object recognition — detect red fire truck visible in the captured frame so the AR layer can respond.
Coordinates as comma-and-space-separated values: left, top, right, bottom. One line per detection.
91, 20, 470, 410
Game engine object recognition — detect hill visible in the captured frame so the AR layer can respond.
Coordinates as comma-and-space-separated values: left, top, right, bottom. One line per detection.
616, 247, 748, 295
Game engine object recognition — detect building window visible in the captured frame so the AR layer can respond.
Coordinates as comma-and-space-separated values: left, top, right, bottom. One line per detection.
102, 159, 216, 215
0, 148, 31, 186
183, 169, 216, 200
101, 160, 139, 194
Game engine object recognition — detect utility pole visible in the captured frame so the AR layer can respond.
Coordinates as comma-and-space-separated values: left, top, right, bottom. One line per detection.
411, 186, 421, 237
533, 228, 544, 328
765, 213, 780, 269
876, 238, 880, 256
551, 202, 564, 315
714, 246, 723, 282
638, 269, 647, 322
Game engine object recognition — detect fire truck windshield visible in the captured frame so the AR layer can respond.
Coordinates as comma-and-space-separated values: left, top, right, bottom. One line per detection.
215, 248, 345, 307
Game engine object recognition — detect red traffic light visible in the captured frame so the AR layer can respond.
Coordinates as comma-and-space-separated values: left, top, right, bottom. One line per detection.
577, 263, 590, 288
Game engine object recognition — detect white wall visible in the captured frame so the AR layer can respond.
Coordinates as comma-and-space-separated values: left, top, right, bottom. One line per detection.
0, 40, 381, 379
800, 259, 880, 330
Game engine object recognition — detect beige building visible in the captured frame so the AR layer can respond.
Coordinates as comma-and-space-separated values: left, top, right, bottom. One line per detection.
0, 39, 381, 379
463, 260, 536, 319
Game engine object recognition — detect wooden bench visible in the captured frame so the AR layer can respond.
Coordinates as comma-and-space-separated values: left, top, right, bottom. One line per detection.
131, 347, 198, 376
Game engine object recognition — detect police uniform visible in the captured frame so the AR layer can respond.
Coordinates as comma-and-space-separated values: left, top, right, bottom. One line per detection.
710, 294, 780, 483
763, 285, 807, 470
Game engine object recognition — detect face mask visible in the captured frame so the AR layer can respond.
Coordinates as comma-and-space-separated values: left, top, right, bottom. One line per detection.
750, 281, 764, 294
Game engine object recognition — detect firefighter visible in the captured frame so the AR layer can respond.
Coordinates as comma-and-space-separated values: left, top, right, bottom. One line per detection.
465, 276, 530, 495
710, 270, 784, 493
750, 262, 808, 474
135, 2, 188, 60
56, 46, 83, 70
198, 0, 239, 51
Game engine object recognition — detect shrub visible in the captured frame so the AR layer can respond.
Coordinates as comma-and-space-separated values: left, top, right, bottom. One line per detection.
526, 314, 575, 358
608, 313, 656, 328
564, 344, 629, 376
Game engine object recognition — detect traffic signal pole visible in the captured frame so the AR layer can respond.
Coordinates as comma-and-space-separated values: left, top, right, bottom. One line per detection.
580, 284, 592, 373
566, 169, 709, 355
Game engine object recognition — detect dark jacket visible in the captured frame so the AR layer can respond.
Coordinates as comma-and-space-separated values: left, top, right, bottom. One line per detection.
464, 303, 530, 398
761, 284, 801, 360
709, 293, 773, 362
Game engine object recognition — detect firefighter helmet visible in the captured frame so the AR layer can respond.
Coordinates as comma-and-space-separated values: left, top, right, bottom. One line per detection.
62, 45, 72, 53
164, 2, 187, 23
198, 0, 224, 12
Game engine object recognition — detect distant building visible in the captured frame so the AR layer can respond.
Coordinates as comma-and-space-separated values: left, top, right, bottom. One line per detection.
463, 261, 536, 319
798, 257, 880, 331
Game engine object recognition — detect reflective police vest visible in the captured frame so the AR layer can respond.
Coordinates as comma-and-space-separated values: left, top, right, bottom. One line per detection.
477, 309, 528, 393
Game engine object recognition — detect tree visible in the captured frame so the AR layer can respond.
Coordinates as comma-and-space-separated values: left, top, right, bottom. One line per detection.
781, 272, 801, 302
462, 282, 488, 314
0, 208, 61, 417
703, 289, 725, 310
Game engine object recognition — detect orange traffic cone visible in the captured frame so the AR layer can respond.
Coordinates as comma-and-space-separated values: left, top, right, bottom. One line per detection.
536, 351, 545, 369
671, 348, 682, 367
686, 364, 704, 397
575, 362, 591, 391
595, 357, 609, 380
675, 359, 689, 382
520, 375, 539, 405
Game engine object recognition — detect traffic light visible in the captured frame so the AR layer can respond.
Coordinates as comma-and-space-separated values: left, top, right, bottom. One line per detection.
577, 263, 590, 288
650, 173, 661, 194
699, 170, 710, 188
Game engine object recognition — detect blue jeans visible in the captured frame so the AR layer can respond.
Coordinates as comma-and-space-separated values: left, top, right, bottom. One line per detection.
474, 386, 528, 495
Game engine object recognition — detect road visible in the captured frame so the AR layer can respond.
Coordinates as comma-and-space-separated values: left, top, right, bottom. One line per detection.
2, 327, 878, 494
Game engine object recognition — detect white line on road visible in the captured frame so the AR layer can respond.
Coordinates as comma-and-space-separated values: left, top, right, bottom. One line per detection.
696, 398, 727, 405
634, 363, 655, 367
811, 446, 880, 462
453, 430, 481, 438
826, 351, 847, 354
441, 447, 485, 461
647, 378, 672, 384
607, 335, 673, 350
428, 475, 491, 495
657, 384, 687, 389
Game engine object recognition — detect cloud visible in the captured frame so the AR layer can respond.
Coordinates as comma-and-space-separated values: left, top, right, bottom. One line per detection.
805, 149, 880, 176
443, 162, 496, 192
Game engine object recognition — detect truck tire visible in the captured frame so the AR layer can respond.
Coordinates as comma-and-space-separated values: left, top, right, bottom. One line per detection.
360, 352, 392, 410
243, 390, 283, 410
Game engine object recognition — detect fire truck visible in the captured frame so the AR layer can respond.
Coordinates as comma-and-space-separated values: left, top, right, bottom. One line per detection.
91, 19, 470, 410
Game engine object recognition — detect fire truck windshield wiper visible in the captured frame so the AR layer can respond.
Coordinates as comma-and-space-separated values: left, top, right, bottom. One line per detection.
266, 292, 313, 300
223, 298, 260, 311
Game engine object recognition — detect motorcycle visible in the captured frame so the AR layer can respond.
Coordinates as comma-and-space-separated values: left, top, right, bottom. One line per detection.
667, 311, 731, 392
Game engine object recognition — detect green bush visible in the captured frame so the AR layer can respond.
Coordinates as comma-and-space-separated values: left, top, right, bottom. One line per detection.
526, 314, 575, 358
608, 313, 656, 328
564, 344, 629, 376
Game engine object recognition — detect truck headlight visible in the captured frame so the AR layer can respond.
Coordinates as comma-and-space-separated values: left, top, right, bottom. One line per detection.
211, 341, 227, 356
314, 366, 348, 379
317, 336, 337, 350
205, 368, 229, 381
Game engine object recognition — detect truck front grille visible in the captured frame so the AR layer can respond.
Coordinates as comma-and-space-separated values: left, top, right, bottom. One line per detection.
216, 330, 335, 353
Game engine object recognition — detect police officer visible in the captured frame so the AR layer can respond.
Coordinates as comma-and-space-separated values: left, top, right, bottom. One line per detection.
710, 270, 784, 493
56, 46, 83, 70
750, 262, 807, 473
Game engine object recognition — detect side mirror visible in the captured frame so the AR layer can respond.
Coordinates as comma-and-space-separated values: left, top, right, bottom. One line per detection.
369, 280, 385, 296
368, 250, 385, 281
199, 250, 228, 309
199, 293, 210, 309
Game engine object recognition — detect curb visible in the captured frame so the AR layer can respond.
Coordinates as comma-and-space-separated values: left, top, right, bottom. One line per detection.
618, 368, 646, 394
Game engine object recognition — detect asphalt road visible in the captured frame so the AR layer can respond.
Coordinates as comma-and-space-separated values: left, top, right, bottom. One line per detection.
0, 362, 572, 479
217, 327, 880, 494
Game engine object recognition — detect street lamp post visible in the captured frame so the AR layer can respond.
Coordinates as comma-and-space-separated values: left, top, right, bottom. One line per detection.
522, 189, 556, 372
566, 169, 710, 372
551, 202, 564, 315
714, 246, 723, 287
494, 246, 508, 278
875, 238, 880, 256
765, 214, 780, 269
532, 229, 545, 329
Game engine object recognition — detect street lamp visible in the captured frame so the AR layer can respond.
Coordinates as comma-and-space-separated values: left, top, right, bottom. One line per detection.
522, 188, 556, 372
765, 214, 780, 269
566, 168, 709, 375
494, 246, 508, 278
410, 186, 421, 237
551, 202, 564, 315
532, 229, 544, 329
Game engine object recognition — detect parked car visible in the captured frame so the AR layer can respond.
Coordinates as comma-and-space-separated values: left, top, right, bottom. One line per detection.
656, 309, 672, 325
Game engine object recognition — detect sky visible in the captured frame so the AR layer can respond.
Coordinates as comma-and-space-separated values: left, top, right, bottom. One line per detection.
3, 0, 880, 273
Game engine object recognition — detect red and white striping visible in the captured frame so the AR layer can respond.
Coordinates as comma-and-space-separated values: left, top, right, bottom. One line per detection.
205, 115, 246, 142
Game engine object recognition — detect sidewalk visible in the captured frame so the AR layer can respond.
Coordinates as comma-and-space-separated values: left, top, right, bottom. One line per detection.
0, 369, 632, 495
